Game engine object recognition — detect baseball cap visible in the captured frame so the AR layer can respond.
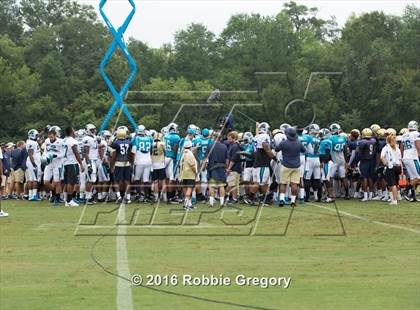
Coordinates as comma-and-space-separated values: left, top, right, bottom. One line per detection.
184, 140, 192, 148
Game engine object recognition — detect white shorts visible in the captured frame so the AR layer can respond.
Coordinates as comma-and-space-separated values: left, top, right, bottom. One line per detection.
165, 157, 175, 181
83, 159, 98, 183
252, 167, 270, 185
299, 155, 306, 178
26, 158, 42, 182
97, 161, 110, 182
304, 157, 321, 180
242, 167, 254, 182
403, 158, 420, 180
328, 161, 346, 179
43, 162, 62, 183
135, 165, 151, 182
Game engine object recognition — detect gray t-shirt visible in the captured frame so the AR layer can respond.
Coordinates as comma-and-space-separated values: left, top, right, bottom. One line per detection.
275, 140, 306, 168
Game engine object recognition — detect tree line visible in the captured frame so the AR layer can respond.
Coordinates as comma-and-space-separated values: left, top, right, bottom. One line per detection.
1, 0, 419, 141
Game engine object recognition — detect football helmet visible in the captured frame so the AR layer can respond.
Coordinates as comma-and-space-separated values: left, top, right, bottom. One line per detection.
136, 125, 146, 135
161, 126, 169, 135
76, 129, 86, 140
329, 123, 341, 134
116, 128, 127, 140
149, 129, 157, 138
50, 126, 62, 138
202, 128, 210, 137
308, 123, 320, 135
28, 129, 39, 141
319, 128, 331, 139
376, 128, 387, 139
370, 124, 381, 134
258, 122, 270, 134
167, 123, 179, 133
272, 129, 281, 136
85, 124, 96, 137
279, 123, 291, 134
101, 130, 112, 141
243, 132, 254, 143
386, 128, 397, 137
361, 128, 373, 138
408, 120, 418, 131
399, 128, 408, 135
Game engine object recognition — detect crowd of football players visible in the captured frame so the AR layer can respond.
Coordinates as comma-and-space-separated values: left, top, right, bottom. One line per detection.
0, 119, 418, 216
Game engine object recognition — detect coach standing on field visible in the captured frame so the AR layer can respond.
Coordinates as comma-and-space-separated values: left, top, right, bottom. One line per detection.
275, 127, 306, 207
204, 134, 228, 207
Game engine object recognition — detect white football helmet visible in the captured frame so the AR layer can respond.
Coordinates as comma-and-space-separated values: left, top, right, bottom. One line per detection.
258, 122, 270, 134
319, 128, 331, 139
167, 123, 178, 133
161, 126, 169, 135
101, 130, 112, 141
279, 123, 291, 134
50, 126, 62, 138
243, 132, 254, 143
408, 120, 418, 131
136, 125, 146, 135
329, 123, 341, 134
85, 124, 96, 137
308, 123, 320, 135
28, 129, 39, 141
76, 129, 86, 141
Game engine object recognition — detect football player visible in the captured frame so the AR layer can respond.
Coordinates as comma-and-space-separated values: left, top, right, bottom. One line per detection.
357, 128, 377, 201
97, 130, 112, 202
132, 125, 153, 202
62, 127, 84, 207
83, 124, 99, 205
328, 123, 350, 199
110, 127, 133, 204
304, 123, 322, 202
401, 120, 420, 202
196, 128, 213, 201
252, 122, 277, 204
43, 127, 65, 206
164, 123, 180, 203
26, 129, 42, 201
240, 131, 256, 204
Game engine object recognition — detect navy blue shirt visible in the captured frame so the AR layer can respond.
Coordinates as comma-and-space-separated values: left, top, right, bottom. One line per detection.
275, 140, 306, 168
2, 151, 11, 176
358, 138, 376, 161
11, 148, 26, 170
206, 142, 228, 181
111, 139, 132, 163
228, 142, 242, 173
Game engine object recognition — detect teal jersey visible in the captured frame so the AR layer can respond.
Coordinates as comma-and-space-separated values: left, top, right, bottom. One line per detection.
176, 136, 192, 161
132, 136, 153, 153
307, 136, 321, 158
164, 133, 180, 159
242, 143, 255, 162
197, 138, 213, 161
298, 134, 313, 154
192, 136, 202, 147
330, 135, 347, 153
319, 139, 332, 156
329, 134, 347, 163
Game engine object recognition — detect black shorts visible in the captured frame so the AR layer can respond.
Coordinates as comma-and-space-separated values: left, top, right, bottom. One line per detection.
151, 168, 166, 181
385, 166, 401, 187
114, 166, 132, 182
64, 164, 80, 185
182, 179, 196, 188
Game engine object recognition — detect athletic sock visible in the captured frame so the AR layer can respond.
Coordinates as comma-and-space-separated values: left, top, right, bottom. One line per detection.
291, 195, 296, 203
364, 192, 368, 200
209, 196, 215, 206
279, 193, 285, 201
220, 196, 225, 206
67, 193, 73, 203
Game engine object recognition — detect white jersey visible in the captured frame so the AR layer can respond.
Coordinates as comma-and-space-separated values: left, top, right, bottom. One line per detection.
63, 136, 79, 165
26, 139, 42, 164
255, 133, 271, 149
99, 140, 109, 162
402, 131, 420, 159
273, 133, 287, 160
44, 138, 64, 164
82, 135, 99, 160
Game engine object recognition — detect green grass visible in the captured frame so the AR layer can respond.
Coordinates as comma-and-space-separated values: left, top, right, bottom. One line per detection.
1, 199, 419, 309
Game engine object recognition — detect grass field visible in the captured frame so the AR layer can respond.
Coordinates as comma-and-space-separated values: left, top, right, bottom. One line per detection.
1, 199, 419, 310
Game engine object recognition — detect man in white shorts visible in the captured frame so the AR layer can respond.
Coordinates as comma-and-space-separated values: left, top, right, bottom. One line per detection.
26, 129, 42, 201
401, 120, 420, 202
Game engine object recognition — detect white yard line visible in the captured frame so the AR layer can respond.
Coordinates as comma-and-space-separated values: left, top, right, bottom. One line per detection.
116, 205, 134, 310
308, 203, 420, 234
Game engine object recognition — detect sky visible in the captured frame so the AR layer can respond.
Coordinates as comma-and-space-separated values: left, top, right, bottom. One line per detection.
76, 0, 416, 48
